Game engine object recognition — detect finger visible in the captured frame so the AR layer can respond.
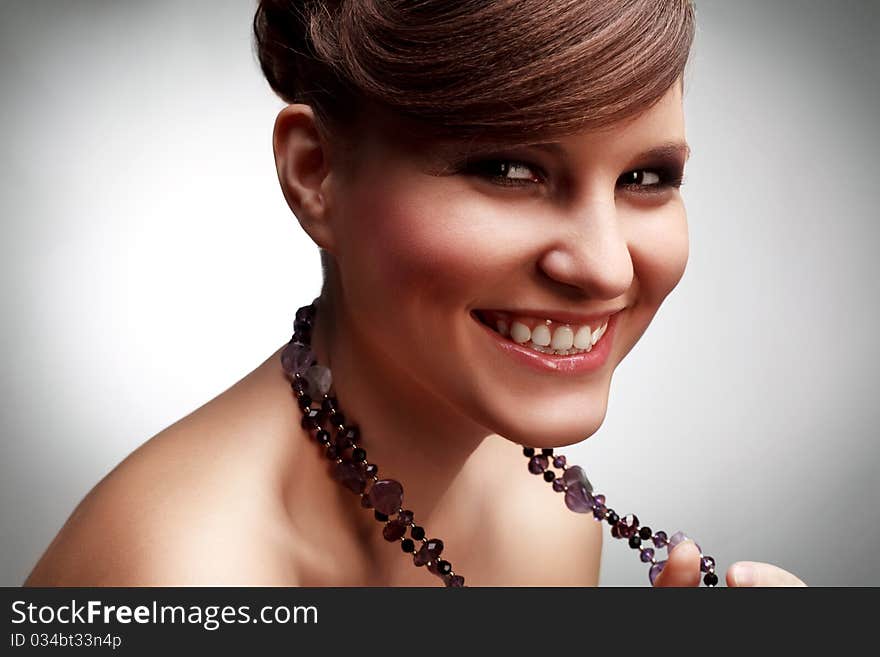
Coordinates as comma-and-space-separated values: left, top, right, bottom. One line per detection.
726, 561, 807, 587
652, 539, 702, 587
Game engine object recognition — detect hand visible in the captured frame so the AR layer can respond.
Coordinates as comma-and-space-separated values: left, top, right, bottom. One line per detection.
652, 539, 807, 587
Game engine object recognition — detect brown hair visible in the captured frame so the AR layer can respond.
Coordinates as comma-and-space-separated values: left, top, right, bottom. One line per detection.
253, 0, 696, 147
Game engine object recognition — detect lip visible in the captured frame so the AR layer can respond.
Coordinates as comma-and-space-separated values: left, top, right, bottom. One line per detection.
471, 309, 620, 374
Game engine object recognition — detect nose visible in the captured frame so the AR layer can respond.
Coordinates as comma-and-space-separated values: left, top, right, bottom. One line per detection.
536, 197, 633, 298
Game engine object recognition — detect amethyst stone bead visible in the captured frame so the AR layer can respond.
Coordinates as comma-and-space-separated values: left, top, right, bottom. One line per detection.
368, 479, 403, 516
333, 458, 366, 494
562, 466, 593, 495
413, 539, 444, 567
304, 364, 333, 398
281, 342, 314, 379
652, 530, 668, 548
528, 455, 549, 474
701, 556, 716, 573
640, 548, 655, 563
564, 483, 594, 513
382, 518, 409, 542
444, 574, 465, 587
552, 455, 567, 468
649, 560, 667, 586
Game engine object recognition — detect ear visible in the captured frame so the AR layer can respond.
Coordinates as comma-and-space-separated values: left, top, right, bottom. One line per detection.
273, 104, 336, 253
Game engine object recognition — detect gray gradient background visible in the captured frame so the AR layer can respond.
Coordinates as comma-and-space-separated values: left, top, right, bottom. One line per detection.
1, 1, 878, 587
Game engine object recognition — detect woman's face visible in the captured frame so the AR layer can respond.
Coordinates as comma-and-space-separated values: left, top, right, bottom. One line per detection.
325, 81, 689, 446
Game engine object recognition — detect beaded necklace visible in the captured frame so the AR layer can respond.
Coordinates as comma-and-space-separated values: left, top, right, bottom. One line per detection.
282, 299, 719, 587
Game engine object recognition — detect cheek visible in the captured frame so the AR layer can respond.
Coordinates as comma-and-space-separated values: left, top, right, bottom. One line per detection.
338, 182, 495, 311
626, 203, 689, 306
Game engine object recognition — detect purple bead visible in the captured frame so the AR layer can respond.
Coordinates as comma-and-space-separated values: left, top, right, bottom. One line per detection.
382, 518, 408, 542
592, 494, 605, 506
592, 504, 606, 520
701, 556, 715, 573
552, 455, 567, 468
649, 560, 667, 586
564, 483, 594, 513
397, 509, 414, 525
528, 455, 549, 474
640, 548, 655, 563
332, 458, 366, 494
668, 531, 689, 552
304, 364, 333, 398
652, 531, 668, 548
618, 514, 639, 538
413, 538, 444, 567
562, 466, 593, 495
281, 342, 314, 378
368, 479, 403, 516
445, 574, 465, 587
552, 478, 565, 492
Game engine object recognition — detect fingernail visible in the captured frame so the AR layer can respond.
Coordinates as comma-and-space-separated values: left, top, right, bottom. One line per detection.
732, 563, 757, 587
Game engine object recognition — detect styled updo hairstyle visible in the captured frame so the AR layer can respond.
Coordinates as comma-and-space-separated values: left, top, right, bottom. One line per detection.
252, 0, 696, 277
254, 0, 695, 142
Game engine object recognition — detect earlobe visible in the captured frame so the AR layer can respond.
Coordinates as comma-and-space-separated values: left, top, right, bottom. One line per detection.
272, 103, 336, 252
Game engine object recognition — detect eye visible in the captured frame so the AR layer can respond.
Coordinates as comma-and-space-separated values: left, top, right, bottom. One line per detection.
618, 167, 686, 195
459, 158, 544, 187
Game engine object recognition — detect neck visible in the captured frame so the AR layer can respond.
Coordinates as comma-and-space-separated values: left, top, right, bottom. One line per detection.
308, 291, 495, 573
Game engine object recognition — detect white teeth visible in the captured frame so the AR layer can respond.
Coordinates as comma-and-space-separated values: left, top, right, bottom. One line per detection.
510, 321, 531, 344
573, 325, 593, 350
550, 325, 574, 350
489, 313, 612, 356
530, 323, 551, 347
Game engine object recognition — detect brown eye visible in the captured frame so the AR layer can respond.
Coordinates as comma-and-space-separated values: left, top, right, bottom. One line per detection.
619, 167, 685, 194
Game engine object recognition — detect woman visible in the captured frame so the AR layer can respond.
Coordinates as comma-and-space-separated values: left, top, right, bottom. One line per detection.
24, 0, 805, 587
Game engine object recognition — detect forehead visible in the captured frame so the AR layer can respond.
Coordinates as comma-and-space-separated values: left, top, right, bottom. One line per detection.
349, 81, 685, 169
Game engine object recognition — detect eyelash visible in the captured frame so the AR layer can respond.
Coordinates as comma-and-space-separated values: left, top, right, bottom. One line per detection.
461, 158, 686, 194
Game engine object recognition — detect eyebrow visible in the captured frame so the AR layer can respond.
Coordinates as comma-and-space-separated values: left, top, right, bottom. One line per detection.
530, 140, 692, 163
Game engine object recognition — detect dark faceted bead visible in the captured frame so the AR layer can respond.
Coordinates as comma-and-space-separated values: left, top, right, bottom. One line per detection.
701, 556, 716, 573
541, 447, 554, 456
333, 458, 367, 494
593, 494, 605, 506
523, 446, 535, 457
639, 526, 653, 541
592, 505, 606, 520
368, 479, 404, 516
413, 538, 444, 567
335, 425, 359, 450
301, 409, 320, 431
543, 470, 555, 482
383, 519, 408, 542
606, 510, 619, 525
628, 536, 642, 549
292, 377, 306, 394
611, 524, 621, 539
374, 510, 389, 522
321, 397, 336, 413
315, 429, 330, 445
293, 318, 312, 333
360, 494, 373, 509
411, 525, 425, 540
352, 447, 366, 462
445, 574, 465, 587
437, 560, 453, 575
552, 478, 565, 492
528, 455, 549, 474
703, 572, 719, 587
618, 514, 639, 538
325, 444, 338, 460
640, 547, 655, 563
552, 455, 567, 468
401, 538, 415, 553
397, 509, 414, 525
297, 394, 313, 411
329, 411, 346, 428
364, 463, 378, 478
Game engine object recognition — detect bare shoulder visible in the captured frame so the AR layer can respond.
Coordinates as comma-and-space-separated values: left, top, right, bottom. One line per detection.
471, 438, 603, 586
24, 350, 301, 586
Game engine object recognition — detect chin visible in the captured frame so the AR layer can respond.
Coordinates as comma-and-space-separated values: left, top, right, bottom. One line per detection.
479, 392, 610, 449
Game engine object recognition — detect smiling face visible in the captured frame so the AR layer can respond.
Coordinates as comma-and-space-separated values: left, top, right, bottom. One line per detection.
321, 80, 689, 447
